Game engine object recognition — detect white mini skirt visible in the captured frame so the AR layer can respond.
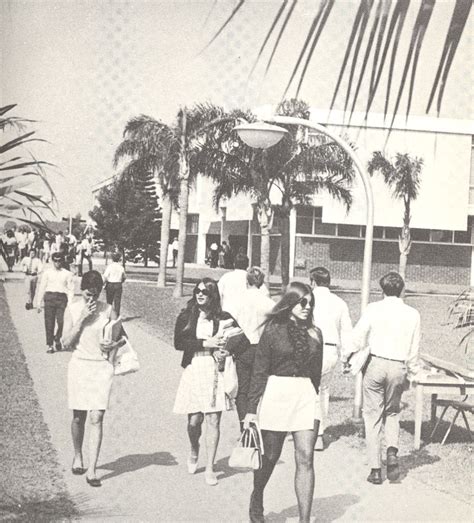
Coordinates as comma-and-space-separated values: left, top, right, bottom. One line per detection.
257, 375, 319, 432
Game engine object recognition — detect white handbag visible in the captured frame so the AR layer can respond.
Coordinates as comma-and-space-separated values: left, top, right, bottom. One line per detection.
112, 338, 140, 376
223, 356, 239, 399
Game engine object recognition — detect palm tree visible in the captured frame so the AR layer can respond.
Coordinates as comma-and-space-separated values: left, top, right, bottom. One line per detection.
0, 104, 55, 225
195, 100, 354, 289
114, 115, 179, 287
203, 1, 471, 123
368, 151, 423, 280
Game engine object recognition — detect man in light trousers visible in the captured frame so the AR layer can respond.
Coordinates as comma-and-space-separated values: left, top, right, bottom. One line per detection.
349, 272, 421, 485
310, 266, 352, 450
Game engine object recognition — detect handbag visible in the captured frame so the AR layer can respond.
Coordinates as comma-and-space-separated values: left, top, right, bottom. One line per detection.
347, 347, 370, 376
223, 356, 239, 399
229, 424, 264, 470
112, 338, 140, 376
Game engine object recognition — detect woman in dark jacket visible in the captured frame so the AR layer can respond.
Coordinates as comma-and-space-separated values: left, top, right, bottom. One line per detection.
173, 278, 235, 486
244, 282, 323, 523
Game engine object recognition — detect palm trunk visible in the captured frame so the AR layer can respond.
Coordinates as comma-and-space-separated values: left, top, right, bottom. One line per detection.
173, 108, 188, 298
157, 194, 172, 288
398, 224, 411, 282
257, 203, 273, 278
280, 206, 291, 292
399, 252, 408, 281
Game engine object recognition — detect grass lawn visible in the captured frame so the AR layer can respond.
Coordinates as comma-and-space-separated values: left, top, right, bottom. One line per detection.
0, 284, 78, 521
123, 282, 472, 504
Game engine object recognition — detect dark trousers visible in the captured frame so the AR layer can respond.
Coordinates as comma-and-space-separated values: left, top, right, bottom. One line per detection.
172, 249, 178, 267
105, 282, 123, 315
44, 292, 68, 346
235, 345, 257, 423
79, 253, 92, 276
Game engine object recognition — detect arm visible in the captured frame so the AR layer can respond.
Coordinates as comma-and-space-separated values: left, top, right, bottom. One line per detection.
102, 265, 110, 283
66, 272, 75, 304
34, 270, 48, 308
345, 307, 372, 361
246, 325, 273, 414
174, 310, 204, 354
310, 327, 324, 393
62, 303, 93, 350
339, 302, 353, 360
406, 312, 421, 379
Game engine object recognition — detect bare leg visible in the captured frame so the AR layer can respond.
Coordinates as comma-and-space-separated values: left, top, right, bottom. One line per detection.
71, 410, 87, 468
204, 411, 221, 473
87, 409, 105, 479
292, 420, 319, 523
187, 412, 204, 460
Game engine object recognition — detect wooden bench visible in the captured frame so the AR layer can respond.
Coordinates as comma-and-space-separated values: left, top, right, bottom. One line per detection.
429, 396, 474, 444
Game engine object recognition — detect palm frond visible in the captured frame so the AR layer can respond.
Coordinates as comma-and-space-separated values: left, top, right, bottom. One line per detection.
200, 0, 245, 54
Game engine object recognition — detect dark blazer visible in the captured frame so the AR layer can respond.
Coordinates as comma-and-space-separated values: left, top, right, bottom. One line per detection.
174, 308, 241, 368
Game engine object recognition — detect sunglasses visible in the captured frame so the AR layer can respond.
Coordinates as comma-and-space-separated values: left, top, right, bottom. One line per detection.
298, 297, 312, 309
194, 287, 210, 296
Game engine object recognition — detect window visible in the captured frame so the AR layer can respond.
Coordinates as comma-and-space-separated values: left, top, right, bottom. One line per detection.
373, 226, 384, 239
411, 228, 430, 242
431, 230, 453, 243
338, 224, 361, 237
454, 230, 470, 243
296, 207, 313, 234
385, 227, 400, 240
187, 214, 199, 234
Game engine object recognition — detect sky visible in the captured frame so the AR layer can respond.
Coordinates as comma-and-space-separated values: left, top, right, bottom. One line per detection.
1, 0, 472, 219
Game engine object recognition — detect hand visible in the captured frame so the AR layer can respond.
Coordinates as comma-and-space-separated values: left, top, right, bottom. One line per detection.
100, 337, 126, 353
37, 306, 42, 314
203, 334, 225, 350
243, 413, 258, 430
80, 299, 97, 321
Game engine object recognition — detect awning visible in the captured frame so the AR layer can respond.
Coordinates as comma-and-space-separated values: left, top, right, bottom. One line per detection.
207, 220, 249, 236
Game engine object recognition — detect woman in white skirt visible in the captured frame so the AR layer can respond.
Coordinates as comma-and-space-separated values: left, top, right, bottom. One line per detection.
244, 282, 323, 523
62, 270, 125, 487
173, 278, 235, 486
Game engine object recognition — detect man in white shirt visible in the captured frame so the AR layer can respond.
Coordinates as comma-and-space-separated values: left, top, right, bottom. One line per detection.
35, 252, 75, 353
20, 248, 43, 310
171, 238, 179, 268
310, 267, 352, 451
218, 253, 250, 319
349, 271, 421, 485
79, 235, 94, 276
232, 266, 275, 428
103, 252, 126, 315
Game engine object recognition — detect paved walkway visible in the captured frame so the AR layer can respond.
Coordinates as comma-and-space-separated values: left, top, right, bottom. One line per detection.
5, 281, 472, 522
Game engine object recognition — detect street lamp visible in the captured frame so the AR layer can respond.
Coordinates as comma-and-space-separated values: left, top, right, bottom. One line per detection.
234, 115, 374, 420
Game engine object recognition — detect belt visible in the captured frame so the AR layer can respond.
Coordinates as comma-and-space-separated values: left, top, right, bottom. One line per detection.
324, 342, 337, 347
194, 350, 214, 357
371, 354, 404, 363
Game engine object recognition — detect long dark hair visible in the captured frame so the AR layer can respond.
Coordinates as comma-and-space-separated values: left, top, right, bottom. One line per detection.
265, 281, 314, 328
183, 278, 222, 331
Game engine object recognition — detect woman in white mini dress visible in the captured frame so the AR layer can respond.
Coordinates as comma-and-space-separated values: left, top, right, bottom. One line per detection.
173, 278, 235, 486
63, 270, 124, 487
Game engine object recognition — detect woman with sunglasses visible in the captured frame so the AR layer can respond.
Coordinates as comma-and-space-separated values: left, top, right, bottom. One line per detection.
243, 281, 323, 523
62, 270, 125, 487
173, 277, 236, 486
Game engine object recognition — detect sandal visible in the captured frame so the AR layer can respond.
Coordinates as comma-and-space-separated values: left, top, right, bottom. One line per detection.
205, 470, 218, 486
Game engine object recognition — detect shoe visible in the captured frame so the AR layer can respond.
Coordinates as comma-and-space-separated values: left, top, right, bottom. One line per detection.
55, 340, 63, 351
315, 435, 324, 451
249, 491, 264, 523
187, 456, 198, 474
25, 303, 32, 310
72, 466, 86, 475
204, 470, 218, 486
387, 449, 400, 481
367, 469, 382, 485
86, 477, 102, 487
46, 346, 55, 354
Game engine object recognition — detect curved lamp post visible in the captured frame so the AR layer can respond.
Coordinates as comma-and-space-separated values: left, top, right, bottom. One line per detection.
234, 115, 374, 420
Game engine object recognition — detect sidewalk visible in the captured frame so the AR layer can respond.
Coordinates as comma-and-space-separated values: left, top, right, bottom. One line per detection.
4, 280, 472, 521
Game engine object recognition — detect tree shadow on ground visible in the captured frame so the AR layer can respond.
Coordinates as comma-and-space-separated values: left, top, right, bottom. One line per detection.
265, 494, 359, 522
400, 419, 472, 445
325, 420, 364, 447
99, 451, 177, 481
0, 492, 81, 521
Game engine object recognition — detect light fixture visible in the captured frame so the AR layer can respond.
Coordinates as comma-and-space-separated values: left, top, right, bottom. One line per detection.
233, 121, 288, 149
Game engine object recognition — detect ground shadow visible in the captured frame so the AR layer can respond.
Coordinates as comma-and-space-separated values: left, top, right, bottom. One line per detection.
400, 419, 471, 446
202, 457, 285, 481
387, 447, 441, 484
265, 494, 359, 522
0, 493, 80, 521
121, 315, 142, 323
99, 451, 177, 481
325, 420, 364, 447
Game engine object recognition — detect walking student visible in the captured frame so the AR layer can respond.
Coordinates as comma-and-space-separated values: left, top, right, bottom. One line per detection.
244, 282, 323, 523
173, 278, 234, 486
232, 267, 274, 430
35, 252, 75, 353
171, 237, 179, 268
103, 252, 126, 315
21, 248, 43, 310
309, 267, 352, 450
348, 272, 421, 485
62, 270, 126, 487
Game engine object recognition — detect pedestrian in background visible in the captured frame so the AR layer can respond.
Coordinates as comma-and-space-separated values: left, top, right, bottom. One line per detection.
173, 278, 233, 486
309, 266, 352, 450
244, 282, 323, 523
63, 270, 126, 488
79, 235, 94, 276
21, 247, 43, 310
35, 252, 75, 353
171, 237, 179, 268
232, 267, 275, 430
209, 242, 219, 268
348, 272, 421, 485
218, 253, 250, 319
103, 252, 126, 315
4, 230, 17, 272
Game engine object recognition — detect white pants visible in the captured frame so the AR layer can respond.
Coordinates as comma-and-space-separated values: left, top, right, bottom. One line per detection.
316, 345, 339, 436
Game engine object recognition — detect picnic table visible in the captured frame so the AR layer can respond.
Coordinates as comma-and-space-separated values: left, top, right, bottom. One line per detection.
412, 354, 474, 450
